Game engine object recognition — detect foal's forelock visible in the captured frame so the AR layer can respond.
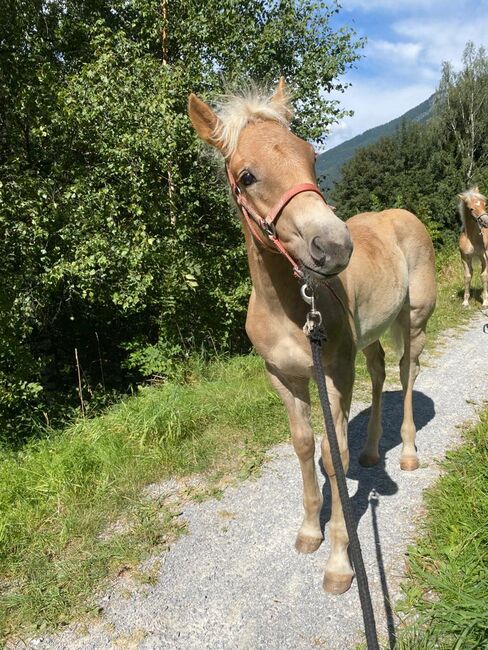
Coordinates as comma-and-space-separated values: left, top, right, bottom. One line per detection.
211, 89, 294, 159
459, 188, 487, 203
459, 188, 487, 227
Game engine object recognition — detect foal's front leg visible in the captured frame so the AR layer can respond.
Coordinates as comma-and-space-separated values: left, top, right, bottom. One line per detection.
266, 364, 323, 553
461, 253, 473, 307
359, 340, 385, 467
320, 358, 355, 594
481, 254, 488, 307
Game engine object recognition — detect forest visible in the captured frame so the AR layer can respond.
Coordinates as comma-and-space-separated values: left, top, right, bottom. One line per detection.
0, 0, 362, 444
1, 2, 487, 447
331, 43, 488, 248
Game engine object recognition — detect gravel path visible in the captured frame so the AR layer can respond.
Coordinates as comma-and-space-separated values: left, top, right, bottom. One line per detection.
20, 315, 488, 650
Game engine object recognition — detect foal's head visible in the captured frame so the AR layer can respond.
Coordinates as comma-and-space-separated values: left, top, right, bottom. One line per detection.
458, 187, 488, 227
188, 80, 353, 280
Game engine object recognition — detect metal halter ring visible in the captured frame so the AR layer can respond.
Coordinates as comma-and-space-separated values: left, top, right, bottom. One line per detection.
261, 220, 277, 238
300, 283, 314, 305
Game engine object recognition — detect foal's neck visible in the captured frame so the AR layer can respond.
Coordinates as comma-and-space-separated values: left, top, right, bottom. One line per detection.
461, 203, 483, 242
242, 224, 301, 309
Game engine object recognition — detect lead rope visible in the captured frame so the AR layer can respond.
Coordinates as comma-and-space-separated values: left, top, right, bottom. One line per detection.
301, 284, 379, 650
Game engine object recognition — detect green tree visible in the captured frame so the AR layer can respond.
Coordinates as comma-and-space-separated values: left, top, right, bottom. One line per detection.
331, 118, 463, 246
332, 41, 488, 247
436, 42, 488, 184
0, 0, 363, 443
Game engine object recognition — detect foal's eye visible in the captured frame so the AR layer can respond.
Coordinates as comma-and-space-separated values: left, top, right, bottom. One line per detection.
240, 171, 256, 187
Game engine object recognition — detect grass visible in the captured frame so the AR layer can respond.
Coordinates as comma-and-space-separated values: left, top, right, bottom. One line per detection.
0, 245, 483, 642
427, 244, 481, 346
0, 356, 289, 640
395, 410, 488, 649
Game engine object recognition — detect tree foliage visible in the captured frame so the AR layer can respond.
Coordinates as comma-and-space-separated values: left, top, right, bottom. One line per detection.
331, 42, 488, 247
0, 0, 363, 443
436, 43, 488, 184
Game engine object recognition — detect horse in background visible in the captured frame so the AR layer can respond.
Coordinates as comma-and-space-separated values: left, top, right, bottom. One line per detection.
458, 188, 488, 307
188, 80, 436, 594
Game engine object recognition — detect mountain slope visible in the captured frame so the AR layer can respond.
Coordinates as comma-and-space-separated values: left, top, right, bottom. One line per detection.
317, 94, 435, 191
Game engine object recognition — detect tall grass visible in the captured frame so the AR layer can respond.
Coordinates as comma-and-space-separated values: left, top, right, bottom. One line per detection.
396, 411, 488, 649
0, 246, 481, 641
0, 356, 288, 639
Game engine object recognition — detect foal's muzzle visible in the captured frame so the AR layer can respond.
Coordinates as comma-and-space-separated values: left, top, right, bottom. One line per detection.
305, 228, 353, 277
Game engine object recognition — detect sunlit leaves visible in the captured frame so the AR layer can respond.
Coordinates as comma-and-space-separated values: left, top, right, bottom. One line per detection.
0, 0, 362, 441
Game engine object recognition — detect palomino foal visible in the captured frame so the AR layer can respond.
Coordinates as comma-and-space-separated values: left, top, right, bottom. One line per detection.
458, 188, 488, 307
188, 81, 436, 594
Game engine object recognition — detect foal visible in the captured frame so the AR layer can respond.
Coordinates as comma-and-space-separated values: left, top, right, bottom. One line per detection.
188, 81, 436, 594
458, 188, 488, 307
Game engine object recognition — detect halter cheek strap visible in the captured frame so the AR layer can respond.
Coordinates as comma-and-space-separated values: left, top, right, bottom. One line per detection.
473, 210, 488, 225
226, 165, 328, 279
469, 208, 488, 234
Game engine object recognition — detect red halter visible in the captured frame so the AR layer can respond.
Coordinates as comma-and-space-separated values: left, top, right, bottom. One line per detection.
226, 165, 330, 279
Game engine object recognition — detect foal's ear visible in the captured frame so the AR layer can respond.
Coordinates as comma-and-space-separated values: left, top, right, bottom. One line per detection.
188, 94, 223, 150
272, 77, 287, 104
271, 76, 293, 123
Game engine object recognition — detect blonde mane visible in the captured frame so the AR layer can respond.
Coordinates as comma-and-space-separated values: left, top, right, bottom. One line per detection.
211, 87, 293, 158
458, 187, 487, 228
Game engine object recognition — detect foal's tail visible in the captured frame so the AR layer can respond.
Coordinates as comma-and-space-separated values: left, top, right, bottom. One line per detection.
389, 320, 404, 360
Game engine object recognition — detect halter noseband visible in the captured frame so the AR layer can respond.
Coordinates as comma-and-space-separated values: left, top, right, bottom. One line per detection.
226, 165, 330, 279
470, 207, 488, 232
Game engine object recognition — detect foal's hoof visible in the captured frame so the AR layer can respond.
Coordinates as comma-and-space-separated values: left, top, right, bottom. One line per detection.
295, 534, 323, 554
400, 456, 419, 471
323, 572, 353, 595
358, 452, 380, 467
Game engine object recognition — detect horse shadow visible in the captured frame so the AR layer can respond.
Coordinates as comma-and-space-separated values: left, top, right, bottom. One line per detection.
457, 286, 485, 304
317, 389, 435, 648
318, 389, 435, 528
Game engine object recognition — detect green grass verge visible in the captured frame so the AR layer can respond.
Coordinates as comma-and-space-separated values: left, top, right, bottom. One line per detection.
427, 244, 480, 346
0, 356, 288, 639
396, 410, 488, 649
0, 246, 482, 641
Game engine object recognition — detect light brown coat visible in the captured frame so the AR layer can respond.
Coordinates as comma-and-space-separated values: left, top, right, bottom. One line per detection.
188, 82, 436, 594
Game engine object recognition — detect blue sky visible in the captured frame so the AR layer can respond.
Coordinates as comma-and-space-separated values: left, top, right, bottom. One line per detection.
326, 0, 488, 148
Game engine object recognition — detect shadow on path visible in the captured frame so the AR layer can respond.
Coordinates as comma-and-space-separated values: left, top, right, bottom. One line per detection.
317, 389, 435, 648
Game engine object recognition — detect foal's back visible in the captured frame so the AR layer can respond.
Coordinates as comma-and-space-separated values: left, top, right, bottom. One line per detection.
341, 208, 436, 350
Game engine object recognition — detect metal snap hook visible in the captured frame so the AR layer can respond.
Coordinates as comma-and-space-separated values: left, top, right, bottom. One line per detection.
301, 284, 323, 336
300, 283, 314, 305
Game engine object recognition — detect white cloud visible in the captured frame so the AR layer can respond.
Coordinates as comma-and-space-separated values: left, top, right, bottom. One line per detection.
342, 0, 463, 10
367, 39, 423, 63
322, 0, 488, 149
392, 16, 488, 67
325, 80, 434, 149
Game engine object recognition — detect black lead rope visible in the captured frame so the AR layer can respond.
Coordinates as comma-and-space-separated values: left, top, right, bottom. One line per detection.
302, 286, 379, 650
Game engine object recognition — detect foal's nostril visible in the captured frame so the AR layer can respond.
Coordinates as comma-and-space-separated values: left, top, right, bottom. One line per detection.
309, 235, 327, 265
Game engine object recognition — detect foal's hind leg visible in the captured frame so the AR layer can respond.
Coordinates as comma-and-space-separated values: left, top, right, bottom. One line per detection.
359, 340, 385, 467
396, 308, 428, 471
266, 365, 323, 553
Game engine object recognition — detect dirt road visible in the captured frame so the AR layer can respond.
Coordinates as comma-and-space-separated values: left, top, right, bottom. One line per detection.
24, 316, 488, 650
